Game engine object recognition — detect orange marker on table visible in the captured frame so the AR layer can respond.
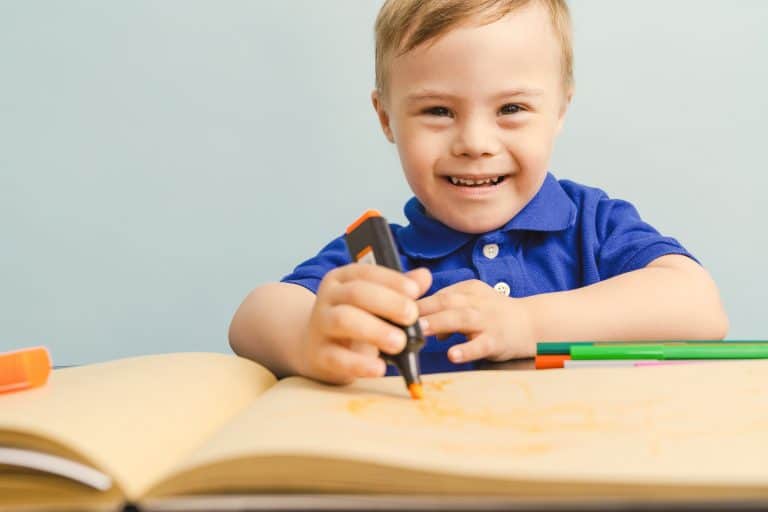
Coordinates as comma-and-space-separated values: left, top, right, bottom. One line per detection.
534, 354, 571, 370
0, 347, 52, 394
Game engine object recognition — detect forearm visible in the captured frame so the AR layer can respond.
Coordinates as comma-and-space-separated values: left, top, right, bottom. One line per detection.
523, 255, 729, 343
229, 282, 314, 378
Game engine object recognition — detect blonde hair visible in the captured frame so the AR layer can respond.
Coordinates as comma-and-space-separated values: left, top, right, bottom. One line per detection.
374, 0, 573, 99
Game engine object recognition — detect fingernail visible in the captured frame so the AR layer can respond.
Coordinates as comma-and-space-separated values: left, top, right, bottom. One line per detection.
399, 302, 414, 324
450, 348, 463, 363
405, 280, 419, 297
419, 318, 430, 333
406, 302, 419, 322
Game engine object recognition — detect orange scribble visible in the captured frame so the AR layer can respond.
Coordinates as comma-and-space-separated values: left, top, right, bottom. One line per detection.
424, 379, 453, 392
346, 398, 377, 414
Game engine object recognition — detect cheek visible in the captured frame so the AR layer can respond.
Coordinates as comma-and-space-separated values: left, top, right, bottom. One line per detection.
395, 126, 441, 178
506, 124, 557, 170
397, 147, 431, 195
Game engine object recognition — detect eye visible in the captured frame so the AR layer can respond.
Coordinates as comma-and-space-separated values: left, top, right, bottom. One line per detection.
499, 103, 523, 115
422, 106, 453, 117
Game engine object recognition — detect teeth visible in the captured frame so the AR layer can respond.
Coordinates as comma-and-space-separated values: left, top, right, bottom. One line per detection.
449, 176, 503, 186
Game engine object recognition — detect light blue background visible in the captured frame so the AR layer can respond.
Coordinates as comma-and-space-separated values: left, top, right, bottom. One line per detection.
2, 1, 766, 365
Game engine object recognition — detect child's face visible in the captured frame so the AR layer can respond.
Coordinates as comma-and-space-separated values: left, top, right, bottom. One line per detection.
373, 1, 572, 234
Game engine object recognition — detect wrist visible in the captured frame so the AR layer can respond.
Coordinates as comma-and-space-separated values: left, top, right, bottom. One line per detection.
515, 296, 541, 354
291, 323, 314, 378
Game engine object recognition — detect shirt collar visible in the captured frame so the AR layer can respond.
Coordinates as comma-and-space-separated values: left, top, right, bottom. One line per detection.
396, 172, 577, 259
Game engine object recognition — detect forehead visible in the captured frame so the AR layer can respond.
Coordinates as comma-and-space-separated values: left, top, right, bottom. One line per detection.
388, 2, 562, 100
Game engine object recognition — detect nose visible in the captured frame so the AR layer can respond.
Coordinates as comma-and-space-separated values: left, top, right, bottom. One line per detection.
450, 116, 502, 158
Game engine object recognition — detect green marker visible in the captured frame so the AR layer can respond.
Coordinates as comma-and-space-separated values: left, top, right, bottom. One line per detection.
537, 340, 768, 355
571, 343, 768, 360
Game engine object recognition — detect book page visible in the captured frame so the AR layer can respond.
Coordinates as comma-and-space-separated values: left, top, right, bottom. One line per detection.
0, 447, 111, 490
151, 361, 768, 499
0, 352, 275, 501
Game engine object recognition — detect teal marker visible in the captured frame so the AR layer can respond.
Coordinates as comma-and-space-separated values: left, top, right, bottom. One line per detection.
571, 343, 768, 360
537, 340, 768, 355
537, 341, 592, 355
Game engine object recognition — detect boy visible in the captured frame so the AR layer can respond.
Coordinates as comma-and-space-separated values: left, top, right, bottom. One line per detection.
229, 0, 728, 384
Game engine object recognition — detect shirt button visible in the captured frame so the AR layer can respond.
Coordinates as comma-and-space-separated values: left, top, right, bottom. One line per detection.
482, 243, 499, 259
493, 281, 511, 296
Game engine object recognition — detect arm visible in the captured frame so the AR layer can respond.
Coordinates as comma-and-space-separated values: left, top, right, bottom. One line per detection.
418, 255, 729, 363
524, 254, 729, 343
229, 282, 314, 379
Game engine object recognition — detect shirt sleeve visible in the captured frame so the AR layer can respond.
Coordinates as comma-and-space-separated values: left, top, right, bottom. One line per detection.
280, 234, 351, 294
595, 196, 699, 279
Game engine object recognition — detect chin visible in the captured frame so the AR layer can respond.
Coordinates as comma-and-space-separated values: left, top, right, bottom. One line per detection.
440, 211, 514, 235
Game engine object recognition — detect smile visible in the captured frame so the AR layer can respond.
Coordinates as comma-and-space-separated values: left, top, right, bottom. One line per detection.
446, 175, 508, 187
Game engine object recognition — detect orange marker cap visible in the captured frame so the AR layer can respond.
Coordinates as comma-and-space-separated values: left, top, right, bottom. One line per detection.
0, 346, 52, 394
345, 209, 382, 235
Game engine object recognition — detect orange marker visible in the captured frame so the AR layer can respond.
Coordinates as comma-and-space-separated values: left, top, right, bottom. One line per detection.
0, 346, 52, 394
534, 354, 570, 369
345, 210, 425, 399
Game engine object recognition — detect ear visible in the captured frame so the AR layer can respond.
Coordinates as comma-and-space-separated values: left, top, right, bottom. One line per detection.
555, 86, 574, 135
371, 89, 395, 143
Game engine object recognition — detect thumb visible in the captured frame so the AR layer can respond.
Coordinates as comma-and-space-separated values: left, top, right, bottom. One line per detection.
404, 267, 432, 298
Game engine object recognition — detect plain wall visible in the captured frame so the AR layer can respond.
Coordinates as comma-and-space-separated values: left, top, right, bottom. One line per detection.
1, 1, 766, 365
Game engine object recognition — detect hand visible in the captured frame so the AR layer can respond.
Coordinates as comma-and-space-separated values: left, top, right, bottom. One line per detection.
417, 279, 536, 364
298, 264, 432, 385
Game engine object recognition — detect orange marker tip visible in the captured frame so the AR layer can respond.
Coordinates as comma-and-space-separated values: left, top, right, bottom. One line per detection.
408, 383, 424, 400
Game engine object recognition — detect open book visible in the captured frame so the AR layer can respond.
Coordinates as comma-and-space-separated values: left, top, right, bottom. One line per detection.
3, 352, 768, 511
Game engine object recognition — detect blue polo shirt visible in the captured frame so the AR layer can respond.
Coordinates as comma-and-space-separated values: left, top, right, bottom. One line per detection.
282, 172, 697, 375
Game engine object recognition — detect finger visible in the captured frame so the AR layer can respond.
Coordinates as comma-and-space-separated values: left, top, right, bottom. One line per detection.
404, 267, 432, 297
444, 280, 492, 298
348, 339, 380, 359
417, 279, 485, 304
417, 290, 470, 317
329, 263, 421, 298
418, 307, 482, 337
323, 304, 408, 354
313, 343, 387, 384
447, 334, 497, 364
328, 280, 418, 327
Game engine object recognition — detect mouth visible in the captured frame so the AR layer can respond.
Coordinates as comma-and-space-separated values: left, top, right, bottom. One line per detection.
444, 174, 509, 187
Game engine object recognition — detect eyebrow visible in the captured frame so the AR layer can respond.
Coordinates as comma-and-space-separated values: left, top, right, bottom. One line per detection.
405, 88, 545, 103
